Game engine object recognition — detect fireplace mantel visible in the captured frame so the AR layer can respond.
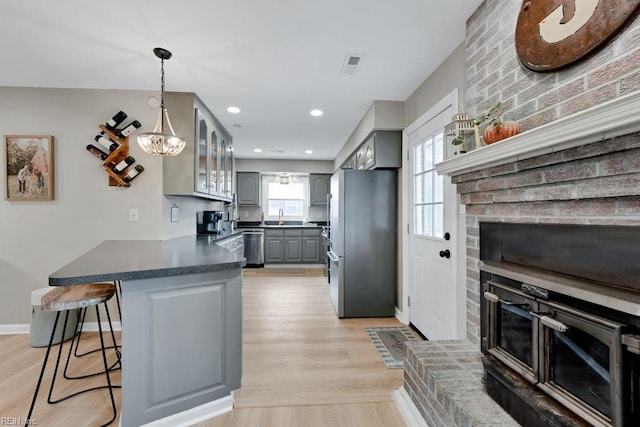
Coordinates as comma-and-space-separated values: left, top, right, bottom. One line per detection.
436, 90, 640, 177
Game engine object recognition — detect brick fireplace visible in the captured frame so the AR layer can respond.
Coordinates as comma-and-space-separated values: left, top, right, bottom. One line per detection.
399, 1, 640, 425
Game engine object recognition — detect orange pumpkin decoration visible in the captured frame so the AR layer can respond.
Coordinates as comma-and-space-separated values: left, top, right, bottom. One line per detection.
483, 120, 520, 145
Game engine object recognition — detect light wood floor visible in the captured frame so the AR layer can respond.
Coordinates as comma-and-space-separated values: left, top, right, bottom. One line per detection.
0, 272, 406, 426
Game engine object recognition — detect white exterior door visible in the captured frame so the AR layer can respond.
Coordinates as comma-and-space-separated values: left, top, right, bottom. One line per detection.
403, 90, 461, 340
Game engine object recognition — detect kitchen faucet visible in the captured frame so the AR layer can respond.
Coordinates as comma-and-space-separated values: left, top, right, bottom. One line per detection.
278, 208, 284, 226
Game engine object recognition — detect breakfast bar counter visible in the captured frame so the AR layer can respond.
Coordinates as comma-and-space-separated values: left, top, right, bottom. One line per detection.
49, 235, 245, 427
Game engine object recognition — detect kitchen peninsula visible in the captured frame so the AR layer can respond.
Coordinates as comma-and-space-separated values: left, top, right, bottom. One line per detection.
49, 234, 245, 427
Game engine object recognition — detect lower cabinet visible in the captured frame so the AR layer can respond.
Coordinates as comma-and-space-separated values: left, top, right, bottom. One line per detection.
265, 227, 322, 264
285, 237, 302, 262
265, 236, 285, 263
302, 228, 321, 263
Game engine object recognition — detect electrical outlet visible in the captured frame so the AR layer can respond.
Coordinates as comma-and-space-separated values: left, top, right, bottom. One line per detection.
129, 208, 139, 222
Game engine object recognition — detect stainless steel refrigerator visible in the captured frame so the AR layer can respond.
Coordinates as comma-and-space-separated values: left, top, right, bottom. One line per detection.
327, 169, 397, 318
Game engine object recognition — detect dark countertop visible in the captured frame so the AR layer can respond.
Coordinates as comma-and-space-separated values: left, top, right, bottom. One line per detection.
49, 234, 246, 286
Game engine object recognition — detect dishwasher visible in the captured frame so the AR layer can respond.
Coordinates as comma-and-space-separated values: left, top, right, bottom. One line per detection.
243, 229, 264, 267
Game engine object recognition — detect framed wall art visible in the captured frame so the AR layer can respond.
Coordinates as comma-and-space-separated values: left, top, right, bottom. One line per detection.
4, 135, 55, 201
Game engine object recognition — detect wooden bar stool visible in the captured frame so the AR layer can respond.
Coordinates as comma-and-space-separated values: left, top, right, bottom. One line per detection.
25, 283, 119, 427
70, 280, 122, 372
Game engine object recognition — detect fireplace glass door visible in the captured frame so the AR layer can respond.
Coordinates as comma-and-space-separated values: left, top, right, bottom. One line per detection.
538, 301, 625, 426
485, 282, 538, 383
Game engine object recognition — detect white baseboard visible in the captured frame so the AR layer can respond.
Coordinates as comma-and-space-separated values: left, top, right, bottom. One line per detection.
0, 324, 30, 335
81, 321, 122, 332
395, 307, 409, 325
0, 321, 122, 335
392, 387, 428, 427
137, 393, 234, 427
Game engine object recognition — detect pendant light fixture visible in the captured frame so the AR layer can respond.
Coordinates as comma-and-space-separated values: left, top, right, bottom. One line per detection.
137, 47, 186, 156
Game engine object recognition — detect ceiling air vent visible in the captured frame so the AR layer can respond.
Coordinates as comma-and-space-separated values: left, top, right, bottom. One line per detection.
341, 53, 365, 75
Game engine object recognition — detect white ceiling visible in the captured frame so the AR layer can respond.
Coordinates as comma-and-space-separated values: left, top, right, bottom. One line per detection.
0, 0, 482, 160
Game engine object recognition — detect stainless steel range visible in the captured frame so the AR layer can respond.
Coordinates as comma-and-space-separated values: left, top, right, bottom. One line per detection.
479, 223, 640, 427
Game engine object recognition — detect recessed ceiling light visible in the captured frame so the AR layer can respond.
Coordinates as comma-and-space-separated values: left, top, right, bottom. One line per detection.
232, 123, 243, 128
227, 106, 241, 114
310, 109, 323, 117
305, 150, 313, 154
253, 148, 262, 153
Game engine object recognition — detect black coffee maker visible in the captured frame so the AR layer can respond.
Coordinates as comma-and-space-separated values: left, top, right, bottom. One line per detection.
196, 211, 224, 234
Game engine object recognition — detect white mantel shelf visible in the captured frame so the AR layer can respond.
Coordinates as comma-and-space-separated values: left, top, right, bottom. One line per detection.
435, 90, 640, 177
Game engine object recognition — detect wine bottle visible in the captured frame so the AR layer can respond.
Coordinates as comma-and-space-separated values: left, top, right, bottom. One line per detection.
95, 134, 119, 152
105, 110, 128, 131
113, 156, 135, 173
123, 165, 144, 183
117, 120, 141, 138
86, 144, 108, 160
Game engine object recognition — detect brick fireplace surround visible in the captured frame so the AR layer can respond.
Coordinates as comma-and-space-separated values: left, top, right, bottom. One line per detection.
396, 1, 640, 426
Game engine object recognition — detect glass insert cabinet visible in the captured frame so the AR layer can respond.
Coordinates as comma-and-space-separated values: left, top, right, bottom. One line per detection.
163, 92, 233, 202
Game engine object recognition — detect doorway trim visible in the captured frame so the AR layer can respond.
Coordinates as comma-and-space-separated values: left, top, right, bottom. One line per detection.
399, 88, 465, 339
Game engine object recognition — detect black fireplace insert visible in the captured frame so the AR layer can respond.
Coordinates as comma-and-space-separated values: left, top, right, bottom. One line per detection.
479, 223, 640, 427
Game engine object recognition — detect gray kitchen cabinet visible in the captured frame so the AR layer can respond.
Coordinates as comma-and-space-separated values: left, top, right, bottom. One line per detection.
265, 228, 284, 263
309, 174, 331, 206
340, 130, 401, 170
302, 228, 321, 263
162, 92, 233, 202
264, 227, 323, 263
285, 238, 302, 262
236, 172, 260, 206
284, 229, 302, 262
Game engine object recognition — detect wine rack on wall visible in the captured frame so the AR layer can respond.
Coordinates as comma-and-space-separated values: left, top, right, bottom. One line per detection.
100, 125, 133, 187
85, 113, 144, 187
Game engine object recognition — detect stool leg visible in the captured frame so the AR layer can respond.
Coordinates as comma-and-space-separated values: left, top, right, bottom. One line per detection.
114, 280, 122, 320
25, 311, 62, 426
103, 297, 121, 370
63, 303, 121, 379
96, 305, 117, 426
47, 311, 72, 404
72, 307, 90, 357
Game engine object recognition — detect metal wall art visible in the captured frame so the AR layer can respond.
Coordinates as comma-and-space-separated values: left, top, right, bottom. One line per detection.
516, 0, 640, 72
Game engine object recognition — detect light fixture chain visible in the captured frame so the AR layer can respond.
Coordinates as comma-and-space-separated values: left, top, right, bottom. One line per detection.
160, 57, 165, 131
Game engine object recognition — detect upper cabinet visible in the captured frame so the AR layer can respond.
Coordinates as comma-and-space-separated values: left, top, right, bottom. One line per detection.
236, 172, 260, 206
343, 130, 401, 170
163, 92, 233, 202
309, 174, 330, 206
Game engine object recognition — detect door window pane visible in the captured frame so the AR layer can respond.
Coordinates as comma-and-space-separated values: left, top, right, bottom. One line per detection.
424, 139, 433, 171
434, 174, 443, 203
414, 205, 424, 236
434, 133, 444, 163
413, 131, 445, 238
415, 174, 424, 204
415, 143, 425, 173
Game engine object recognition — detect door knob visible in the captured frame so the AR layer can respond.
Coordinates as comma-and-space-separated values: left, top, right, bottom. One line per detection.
439, 250, 451, 259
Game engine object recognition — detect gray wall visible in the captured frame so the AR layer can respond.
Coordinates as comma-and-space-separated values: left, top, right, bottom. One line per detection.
398, 43, 468, 316
404, 43, 467, 126
0, 87, 224, 326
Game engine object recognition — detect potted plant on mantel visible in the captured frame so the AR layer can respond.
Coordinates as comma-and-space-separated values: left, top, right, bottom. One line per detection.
475, 102, 521, 145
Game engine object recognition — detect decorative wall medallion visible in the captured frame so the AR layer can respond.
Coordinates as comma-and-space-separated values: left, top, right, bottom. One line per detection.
516, 0, 640, 72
